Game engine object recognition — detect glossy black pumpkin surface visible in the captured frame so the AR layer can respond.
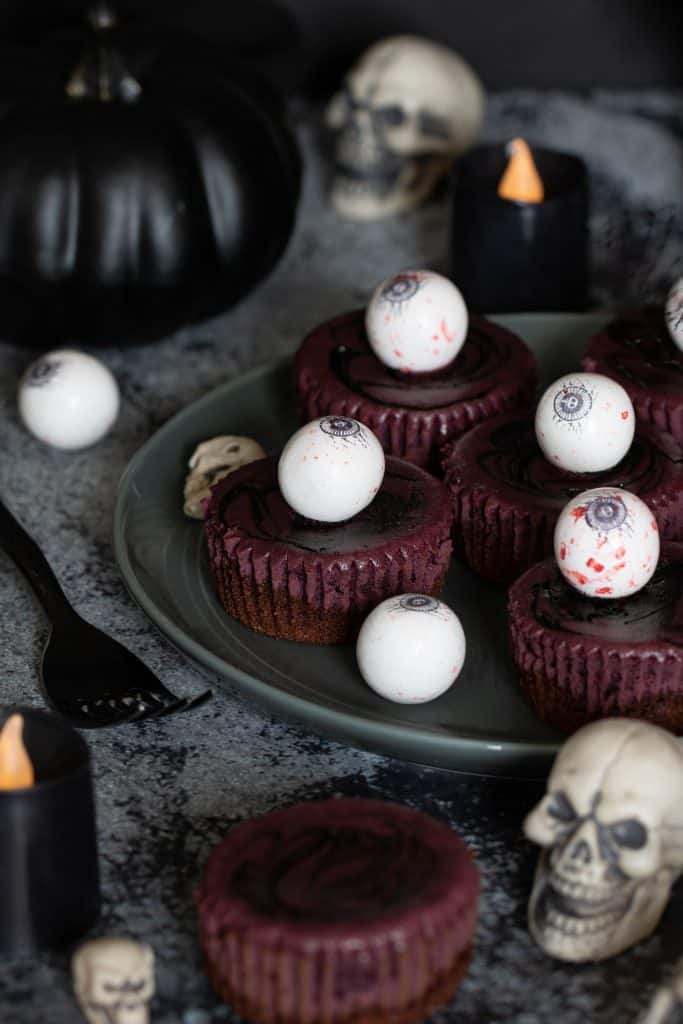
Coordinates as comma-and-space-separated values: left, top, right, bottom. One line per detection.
0, 15, 301, 345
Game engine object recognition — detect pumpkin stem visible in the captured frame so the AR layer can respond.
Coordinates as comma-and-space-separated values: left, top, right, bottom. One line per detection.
66, 3, 142, 103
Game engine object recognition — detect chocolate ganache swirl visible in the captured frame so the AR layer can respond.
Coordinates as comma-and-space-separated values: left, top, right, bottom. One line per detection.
231, 825, 436, 922
217, 457, 431, 554
532, 559, 683, 644
597, 313, 683, 393
473, 416, 680, 508
328, 314, 517, 410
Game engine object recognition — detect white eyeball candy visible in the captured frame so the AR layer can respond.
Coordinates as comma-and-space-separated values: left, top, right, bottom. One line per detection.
365, 269, 468, 373
554, 487, 659, 599
666, 276, 683, 352
278, 416, 385, 523
18, 349, 120, 451
535, 372, 635, 473
356, 594, 466, 704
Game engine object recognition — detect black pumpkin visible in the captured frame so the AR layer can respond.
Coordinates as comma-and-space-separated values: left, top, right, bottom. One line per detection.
0, 5, 301, 345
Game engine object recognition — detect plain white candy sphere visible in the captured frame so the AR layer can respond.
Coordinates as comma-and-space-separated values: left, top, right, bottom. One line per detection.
666, 276, 683, 352
553, 487, 659, 599
535, 372, 635, 473
18, 349, 120, 451
278, 416, 385, 522
365, 269, 468, 373
356, 594, 466, 704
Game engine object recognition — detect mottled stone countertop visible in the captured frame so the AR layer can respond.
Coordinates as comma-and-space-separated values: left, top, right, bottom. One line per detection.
1, 96, 682, 1024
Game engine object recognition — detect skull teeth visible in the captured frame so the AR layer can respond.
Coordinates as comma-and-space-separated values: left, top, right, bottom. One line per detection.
549, 875, 623, 905
545, 907, 622, 936
335, 178, 378, 196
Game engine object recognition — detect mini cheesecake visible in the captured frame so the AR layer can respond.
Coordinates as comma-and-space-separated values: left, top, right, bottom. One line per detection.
204, 455, 453, 643
508, 544, 683, 733
197, 798, 480, 1024
582, 310, 683, 443
295, 310, 537, 469
442, 412, 683, 585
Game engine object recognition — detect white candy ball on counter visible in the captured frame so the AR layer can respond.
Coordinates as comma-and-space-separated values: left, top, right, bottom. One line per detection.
535, 372, 635, 473
365, 269, 468, 373
18, 349, 120, 451
356, 594, 466, 704
666, 276, 683, 352
278, 416, 385, 522
553, 487, 659, 599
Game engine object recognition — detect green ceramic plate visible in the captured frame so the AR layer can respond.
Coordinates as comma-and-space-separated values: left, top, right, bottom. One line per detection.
114, 313, 607, 776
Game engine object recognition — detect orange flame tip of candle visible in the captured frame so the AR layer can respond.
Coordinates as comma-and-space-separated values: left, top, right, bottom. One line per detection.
0, 714, 35, 790
498, 138, 544, 204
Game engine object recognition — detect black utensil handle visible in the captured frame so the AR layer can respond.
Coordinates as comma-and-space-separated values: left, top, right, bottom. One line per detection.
0, 498, 75, 624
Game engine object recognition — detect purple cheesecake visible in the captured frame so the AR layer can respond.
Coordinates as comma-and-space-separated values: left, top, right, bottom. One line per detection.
582, 310, 683, 443
509, 544, 683, 734
442, 411, 683, 585
294, 309, 537, 469
204, 455, 453, 643
197, 798, 480, 1024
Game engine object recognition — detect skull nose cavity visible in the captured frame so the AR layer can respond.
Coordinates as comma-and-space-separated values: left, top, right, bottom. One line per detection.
570, 839, 592, 864
336, 123, 386, 170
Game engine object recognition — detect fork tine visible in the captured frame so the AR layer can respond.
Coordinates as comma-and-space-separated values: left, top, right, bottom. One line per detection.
61, 704, 147, 730
136, 690, 212, 722
179, 689, 213, 712
139, 698, 188, 721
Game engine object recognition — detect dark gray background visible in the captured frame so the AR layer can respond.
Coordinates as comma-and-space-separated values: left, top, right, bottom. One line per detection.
0, 0, 680, 92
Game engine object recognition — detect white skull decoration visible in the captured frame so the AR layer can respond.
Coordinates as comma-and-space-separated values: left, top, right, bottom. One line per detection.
325, 34, 484, 220
183, 435, 266, 518
72, 937, 155, 1024
524, 719, 683, 962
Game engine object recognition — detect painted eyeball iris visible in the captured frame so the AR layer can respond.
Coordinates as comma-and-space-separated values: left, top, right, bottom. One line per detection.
585, 495, 626, 532
399, 595, 439, 612
28, 358, 61, 387
553, 384, 591, 422
365, 269, 468, 373
381, 275, 421, 305
356, 594, 466, 704
554, 487, 659, 599
535, 372, 635, 473
320, 416, 360, 438
277, 416, 385, 523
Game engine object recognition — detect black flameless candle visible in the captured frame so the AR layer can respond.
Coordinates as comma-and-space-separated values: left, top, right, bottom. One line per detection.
450, 140, 589, 313
0, 707, 99, 956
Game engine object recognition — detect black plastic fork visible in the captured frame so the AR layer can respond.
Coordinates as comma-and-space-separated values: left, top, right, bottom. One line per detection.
0, 496, 211, 727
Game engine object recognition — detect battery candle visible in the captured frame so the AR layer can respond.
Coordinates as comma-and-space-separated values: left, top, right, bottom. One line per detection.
451, 139, 589, 313
0, 707, 99, 956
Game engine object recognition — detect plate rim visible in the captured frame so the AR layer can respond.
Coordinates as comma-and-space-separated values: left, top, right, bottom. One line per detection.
113, 317, 607, 776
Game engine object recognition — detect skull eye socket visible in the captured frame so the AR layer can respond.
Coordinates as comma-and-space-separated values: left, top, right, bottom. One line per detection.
609, 818, 647, 849
377, 105, 406, 127
546, 791, 577, 824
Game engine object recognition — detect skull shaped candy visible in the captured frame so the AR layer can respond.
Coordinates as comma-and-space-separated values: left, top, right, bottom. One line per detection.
325, 35, 484, 220
183, 435, 266, 518
524, 719, 683, 962
72, 936, 154, 1024
666, 276, 683, 353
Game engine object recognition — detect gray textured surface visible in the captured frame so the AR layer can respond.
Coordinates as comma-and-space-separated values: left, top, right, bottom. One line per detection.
0, 96, 682, 1023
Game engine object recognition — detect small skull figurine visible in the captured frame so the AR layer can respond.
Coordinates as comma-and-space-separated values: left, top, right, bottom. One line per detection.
524, 719, 683, 962
72, 937, 154, 1024
183, 435, 266, 518
325, 34, 484, 220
